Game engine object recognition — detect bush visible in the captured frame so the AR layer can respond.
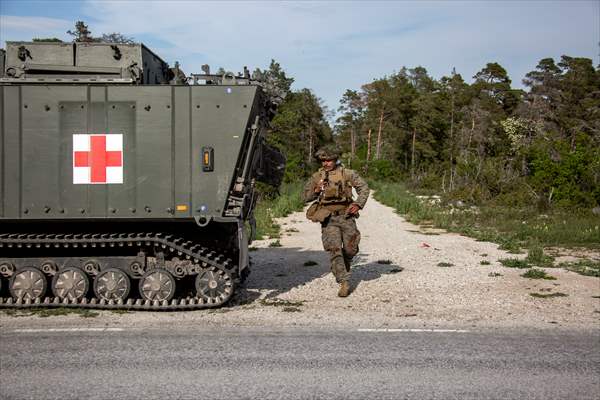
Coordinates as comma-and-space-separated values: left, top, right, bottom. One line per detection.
521, 268, 556, 280
527, 136, 600, 208
254, 181, 305, 239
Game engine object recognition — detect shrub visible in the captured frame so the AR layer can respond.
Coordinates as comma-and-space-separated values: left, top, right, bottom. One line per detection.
521, 268, 556, 280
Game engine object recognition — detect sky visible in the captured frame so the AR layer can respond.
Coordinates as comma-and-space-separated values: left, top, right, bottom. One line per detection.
1, 0, 598, 115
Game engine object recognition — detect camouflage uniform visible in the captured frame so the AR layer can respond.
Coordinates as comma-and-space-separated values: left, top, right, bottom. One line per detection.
303, 161, 369, 285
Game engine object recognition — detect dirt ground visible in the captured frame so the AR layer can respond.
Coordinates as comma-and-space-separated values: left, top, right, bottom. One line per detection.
1, 195, 599, 331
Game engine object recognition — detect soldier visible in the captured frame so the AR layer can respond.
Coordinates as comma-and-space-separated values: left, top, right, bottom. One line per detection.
303, 146, 369, 297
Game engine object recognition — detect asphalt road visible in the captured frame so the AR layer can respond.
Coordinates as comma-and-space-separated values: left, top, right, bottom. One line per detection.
0, 327, 598, 400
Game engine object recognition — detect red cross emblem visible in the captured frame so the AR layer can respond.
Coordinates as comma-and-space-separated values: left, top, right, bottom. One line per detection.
73, 134, 123, 184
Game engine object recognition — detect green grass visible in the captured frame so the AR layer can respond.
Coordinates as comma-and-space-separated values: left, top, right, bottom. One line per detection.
498, 244, 556, 270
371, 180, 600, 251
521, 268, 557, 280
480, 260, 491, 265
556, 260, 600, 277
488, 272, 503, 277
437, 262, 454, 268
2, 307, 99, 318
254, 181, 305, 239
268, 240, 282, 247
525, 244, 555, 267
499, 258, 530, 269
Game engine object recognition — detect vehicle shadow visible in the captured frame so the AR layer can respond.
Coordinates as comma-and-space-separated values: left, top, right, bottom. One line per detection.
230, 247, 403, 305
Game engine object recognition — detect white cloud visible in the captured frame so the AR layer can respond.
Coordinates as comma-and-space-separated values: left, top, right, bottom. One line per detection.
1, 1, 597, 112
82, 0, 598, 110
0, 15, 72, 41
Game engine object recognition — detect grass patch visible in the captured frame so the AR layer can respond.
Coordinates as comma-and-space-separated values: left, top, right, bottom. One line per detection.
525, 244, 555, 267
437, 262, 454, 268
248, 246, 258, 252
268, 240, 282, 248
254, 182, 305, 240
488, 272, 503, 277
480, 260, 491, 265
499, 258, 530, 269
530, 292, 568, 298
557, 260, 600, 277
2, 307, 99, 318
499, 240, 523, 254
521, 268, 557, 280
303, 260, 318, 266
285, 228, 300, 233
1, 309, 35, 317
371, 180, 600, 251
260, 298, 304, 307
376, 259, 393, 265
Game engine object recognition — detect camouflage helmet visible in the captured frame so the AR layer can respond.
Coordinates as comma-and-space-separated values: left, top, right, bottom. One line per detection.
315, 145, 341, 161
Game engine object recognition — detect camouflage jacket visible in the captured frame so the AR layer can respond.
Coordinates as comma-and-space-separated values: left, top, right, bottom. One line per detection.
302, 165, 370, 209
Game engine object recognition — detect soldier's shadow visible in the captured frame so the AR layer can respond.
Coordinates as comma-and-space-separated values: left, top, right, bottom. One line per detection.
348, 253, 404, 293
231, 247, 403, 305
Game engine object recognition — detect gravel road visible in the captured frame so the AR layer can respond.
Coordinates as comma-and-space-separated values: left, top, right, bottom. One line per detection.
1, 194, 598, 331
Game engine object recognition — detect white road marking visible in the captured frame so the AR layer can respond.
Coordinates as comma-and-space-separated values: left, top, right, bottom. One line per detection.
11, 328, 124, 333
358, 328, 470, 333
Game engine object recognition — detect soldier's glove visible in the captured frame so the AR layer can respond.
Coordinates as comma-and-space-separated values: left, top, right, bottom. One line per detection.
346, 203, 361, 216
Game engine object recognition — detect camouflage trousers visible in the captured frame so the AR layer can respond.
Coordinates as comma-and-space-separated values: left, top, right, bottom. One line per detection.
321, 214, 361, 283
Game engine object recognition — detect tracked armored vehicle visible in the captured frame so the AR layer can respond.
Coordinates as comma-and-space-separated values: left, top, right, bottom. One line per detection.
0, 41, 284, 310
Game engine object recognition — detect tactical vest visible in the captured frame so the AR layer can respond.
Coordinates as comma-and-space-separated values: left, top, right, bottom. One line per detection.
318, 167, 353, 206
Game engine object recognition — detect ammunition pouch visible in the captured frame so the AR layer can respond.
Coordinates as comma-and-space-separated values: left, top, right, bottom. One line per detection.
306, 202, 332, 223
322, 185, 340, 200
319, 168, 353, 204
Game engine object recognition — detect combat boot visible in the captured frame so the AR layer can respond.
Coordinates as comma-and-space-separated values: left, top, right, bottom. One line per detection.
338, 281, 350, 297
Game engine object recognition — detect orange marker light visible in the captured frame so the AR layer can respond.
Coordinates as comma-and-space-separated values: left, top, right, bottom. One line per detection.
202, 147, 214, 172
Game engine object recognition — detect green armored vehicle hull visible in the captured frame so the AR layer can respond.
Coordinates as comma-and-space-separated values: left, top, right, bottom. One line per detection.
0, 41, 284, 310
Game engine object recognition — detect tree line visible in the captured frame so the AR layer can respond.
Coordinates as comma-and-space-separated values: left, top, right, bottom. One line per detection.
267, 57, 599, 210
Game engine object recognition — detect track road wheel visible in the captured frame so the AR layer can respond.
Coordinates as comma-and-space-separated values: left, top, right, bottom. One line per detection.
94, 269, 131, 301
195, 267, 233, 304
10, 267, 47, 301
52, 267, 89, 301
139, 269, 176, 302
